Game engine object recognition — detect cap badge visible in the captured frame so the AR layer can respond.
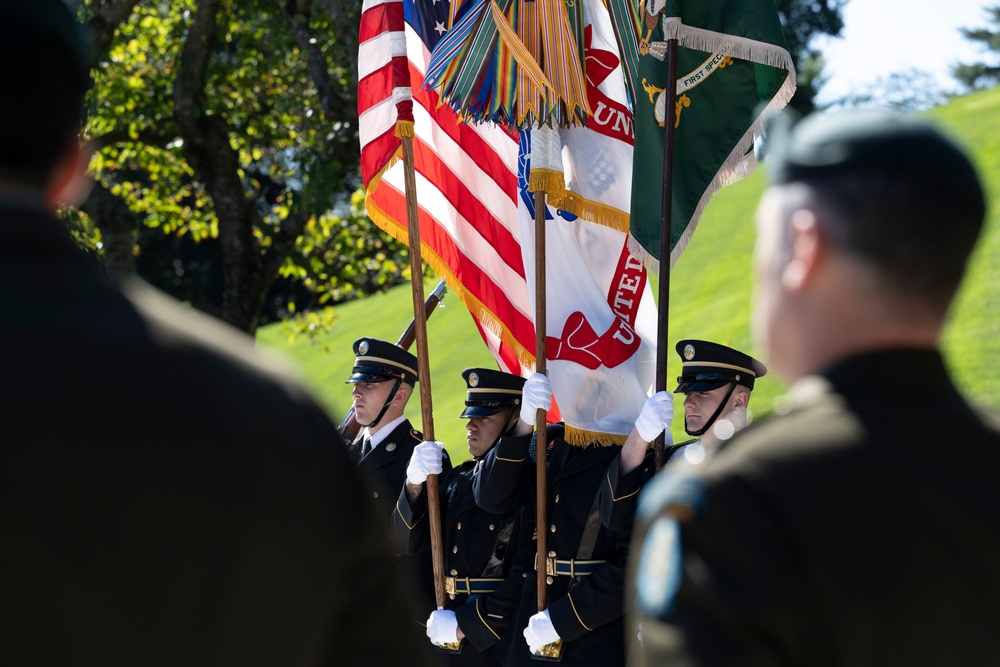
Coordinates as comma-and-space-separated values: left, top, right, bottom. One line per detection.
385, 443, 396, 452
469, 372, 480, 387
683, 344, 696, 360
358, 340, 369, 354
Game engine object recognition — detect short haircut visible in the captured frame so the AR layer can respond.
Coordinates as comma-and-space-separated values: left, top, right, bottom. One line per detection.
769, 111, 987, 315
800, 169, 983, 314
0, 0, 89, 185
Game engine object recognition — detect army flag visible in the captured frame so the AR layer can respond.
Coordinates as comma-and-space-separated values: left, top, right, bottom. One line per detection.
520, 132, 657, 444
629, 0, 795, 270
522, 0, 657, 443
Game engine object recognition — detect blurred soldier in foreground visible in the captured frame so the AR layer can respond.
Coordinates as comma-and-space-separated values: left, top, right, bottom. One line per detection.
393, 369, 535, 665
344, 337, 451, 617
630, 110, 1000, 666
0, 1, 432, 665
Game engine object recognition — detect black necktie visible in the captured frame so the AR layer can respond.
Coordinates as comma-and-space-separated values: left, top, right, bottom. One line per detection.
360, 436, 373, 460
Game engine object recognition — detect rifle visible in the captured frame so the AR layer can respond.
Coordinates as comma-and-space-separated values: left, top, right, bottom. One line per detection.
336, 279, 449, 441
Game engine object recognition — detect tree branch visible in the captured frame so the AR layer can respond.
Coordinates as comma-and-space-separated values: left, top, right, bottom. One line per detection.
173, 0, 266, 332
85, 0, 144, 67
284, 0, 350, 121
93, 126, 174, 150
79, 180, 140, 277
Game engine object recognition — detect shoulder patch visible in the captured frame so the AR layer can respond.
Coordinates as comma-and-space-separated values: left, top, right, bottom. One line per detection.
635, 515, 683, 618
638, 472, 707, 522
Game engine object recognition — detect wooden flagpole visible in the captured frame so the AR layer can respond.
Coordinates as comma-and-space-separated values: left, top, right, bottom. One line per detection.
531, 186, 564, 660
654, 39, 679, 471
533, 189, 549, 615
400, 133, 447, 609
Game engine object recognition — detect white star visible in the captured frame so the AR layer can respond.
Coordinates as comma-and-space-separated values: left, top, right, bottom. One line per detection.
435, 20, 446, 35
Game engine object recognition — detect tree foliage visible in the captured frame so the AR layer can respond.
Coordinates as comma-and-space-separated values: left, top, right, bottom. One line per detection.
826, 69, 945, 113
77, 0, 410, 334
774, 0, 846, 114
953, 5, 1000, 91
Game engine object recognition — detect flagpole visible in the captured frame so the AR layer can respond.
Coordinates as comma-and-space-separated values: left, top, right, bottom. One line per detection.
400, 133, 447, 610
533, 189, 549, 614
531, 187, 564, 661
654, 38, 679, 471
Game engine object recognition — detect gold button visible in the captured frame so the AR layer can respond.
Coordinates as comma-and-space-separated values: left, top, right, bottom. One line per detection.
373, 492, 378, 498
452, 546, 458, 554
546, 576, 553, 585
450, 569, 458, 576
548, 551, 556, 558
550, 524, 556, 533
489, 524, 495, 531
555, 494, 560, 503
522, 572, 528, 578
457, 522, 462, 530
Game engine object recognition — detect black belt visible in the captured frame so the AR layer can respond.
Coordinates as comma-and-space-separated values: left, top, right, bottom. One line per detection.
534, 554, 606, 577
444, 576, 504, 597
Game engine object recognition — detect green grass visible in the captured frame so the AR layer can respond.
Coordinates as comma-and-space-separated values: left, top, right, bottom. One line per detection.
258, 87, 1000, 462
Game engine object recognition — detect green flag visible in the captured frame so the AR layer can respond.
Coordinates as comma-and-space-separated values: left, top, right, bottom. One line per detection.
628, 0, 795, 270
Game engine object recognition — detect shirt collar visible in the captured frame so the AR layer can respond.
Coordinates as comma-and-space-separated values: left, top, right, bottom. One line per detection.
365, 414, 407, 449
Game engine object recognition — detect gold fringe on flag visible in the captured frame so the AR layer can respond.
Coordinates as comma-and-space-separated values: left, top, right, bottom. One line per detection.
394, 120, 415, 138
564, 425, 627, 447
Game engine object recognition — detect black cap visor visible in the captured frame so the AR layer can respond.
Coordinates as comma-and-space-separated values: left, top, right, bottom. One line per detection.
346, 365, 402, 384
460, 401, 509, 419
674, 372, 737, 394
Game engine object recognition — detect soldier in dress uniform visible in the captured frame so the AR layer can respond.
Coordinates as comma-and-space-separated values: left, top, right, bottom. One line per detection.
630, 111, 1000, 666
392, 368, 536, 666
345, 337, 451, 618
599, 340, 767, 532
471, 373, 643, 667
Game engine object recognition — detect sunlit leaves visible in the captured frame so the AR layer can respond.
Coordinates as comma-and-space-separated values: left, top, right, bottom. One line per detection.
80, 0, 409, 333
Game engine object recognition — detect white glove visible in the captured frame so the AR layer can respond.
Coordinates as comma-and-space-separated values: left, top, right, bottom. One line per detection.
634, 391, 674, 442
426, 609, 460, 645
523, 609, 560, 653
519, 373, 553, 426
406, 440, 444, 485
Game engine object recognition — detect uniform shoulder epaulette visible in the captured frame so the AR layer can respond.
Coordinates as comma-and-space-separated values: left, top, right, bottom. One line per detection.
409, 428, 422, 440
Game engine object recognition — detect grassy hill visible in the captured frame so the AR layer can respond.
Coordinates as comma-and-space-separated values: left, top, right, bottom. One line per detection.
257, 86, 1000, 462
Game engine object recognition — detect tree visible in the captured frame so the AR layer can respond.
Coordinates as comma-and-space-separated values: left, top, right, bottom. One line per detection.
826, 69, 945, 113
774, 0, 846, 114
78, 0, 409, 335
953, 5, 1000, 91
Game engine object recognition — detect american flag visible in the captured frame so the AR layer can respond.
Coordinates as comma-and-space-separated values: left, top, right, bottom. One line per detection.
358, 0, 543, 384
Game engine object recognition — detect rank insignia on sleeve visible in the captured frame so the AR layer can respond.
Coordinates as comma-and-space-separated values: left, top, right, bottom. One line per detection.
636, 515, 683, 618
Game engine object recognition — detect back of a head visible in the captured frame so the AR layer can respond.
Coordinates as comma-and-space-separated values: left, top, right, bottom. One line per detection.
768, 110, 987, 316
0, 0, 88, 187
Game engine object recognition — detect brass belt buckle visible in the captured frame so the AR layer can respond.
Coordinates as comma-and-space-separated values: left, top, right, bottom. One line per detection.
444, 576, 457, 599
545, 556, 557, 577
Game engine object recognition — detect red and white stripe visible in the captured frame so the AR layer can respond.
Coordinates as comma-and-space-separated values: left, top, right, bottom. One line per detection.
358, 0, 536, 376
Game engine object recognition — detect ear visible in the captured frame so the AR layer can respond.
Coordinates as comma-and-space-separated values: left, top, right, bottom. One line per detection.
781, 208, 824, 292
731, 388, 749, 410
395, 383, 412, 404
45, 138, 95, 211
